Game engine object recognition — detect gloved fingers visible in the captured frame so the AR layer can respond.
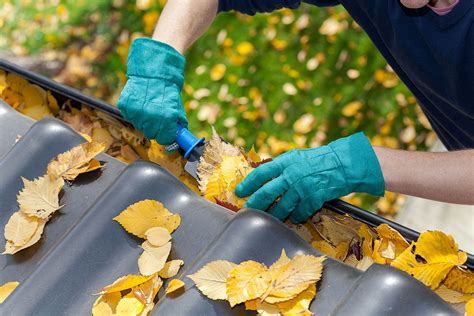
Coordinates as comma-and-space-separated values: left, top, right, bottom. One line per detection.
244, 176, 287, 211
155, 109, 178, 145
235, 161, 284, 198
268, 187, 300, 221
117, 81, 131, 119
289, 190, 324, 224
121, 77, 150, 125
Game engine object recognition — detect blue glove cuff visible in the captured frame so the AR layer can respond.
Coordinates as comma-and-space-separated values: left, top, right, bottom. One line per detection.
127, 38, 185, 89
329, 132, 385, 196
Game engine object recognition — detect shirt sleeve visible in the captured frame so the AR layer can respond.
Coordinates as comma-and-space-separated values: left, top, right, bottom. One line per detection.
218, 0, 337, 15
218, 0, 301, 15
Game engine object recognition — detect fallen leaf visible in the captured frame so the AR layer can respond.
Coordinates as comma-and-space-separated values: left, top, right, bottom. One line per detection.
375, 224, 409, 262
466, 298, 474, 316
277, 283, 316, 315
444, 267, 474, 294
4, 211, 40, 246
100, 275, 154, 294
3, 218, 47, 254
114, 199, 181, 238
47, 142, 105, 181
391, 231, 467, 289
188, 260, 237, 300
17, 176, 64, 219
92, 292, 122, 316
263, 255, 325, 304
159, 260, 184, 279
165, 279, 185, 295
226, 260, 270, 307
435, 285, 474, 304
138, 241, 172, 276
115, 295, 144, 316
145, 227, 171, 247
0, 281, 19, 304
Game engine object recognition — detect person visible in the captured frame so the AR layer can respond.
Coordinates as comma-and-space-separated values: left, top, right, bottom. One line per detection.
117, 0, 474, 223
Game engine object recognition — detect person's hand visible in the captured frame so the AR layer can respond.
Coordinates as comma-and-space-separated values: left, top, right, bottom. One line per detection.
118, 38, 187, 145
235, 132, 385, 223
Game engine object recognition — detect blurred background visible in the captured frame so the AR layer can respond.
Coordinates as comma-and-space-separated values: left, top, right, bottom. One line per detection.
1, 0, 472, 250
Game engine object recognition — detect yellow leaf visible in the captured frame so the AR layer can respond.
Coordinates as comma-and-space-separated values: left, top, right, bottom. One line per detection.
47, 142, 105, 181
145, 227, 171, 247
247, 146, 262, 163
0, 281, 19, 304
116, 296, 144, 316
375, 224, 409, 262
226, 260, 271, 307
391, 231, 467, 289
210, 64, 226, 81
132, 274, 162, 306
435, 285, 474, 304
358, 223, 376, 255
6, 73, 28, 92
334, 241, 350, 261
277, 283, 316, 315
92, 127, 114, 151
311, 240, 336, 258
22, 84, 46, 108
147, 140, 184, 177
165, 279, 185, 295
17, 176, 64, 219
159, 260, 184, 279
46, 90, 59, 114
236, 42, 254, 56
264, 255, 325, 304
21, 103, 53, 121
92, 292, 122, 316
341, 101, 363, 117
113, 199, 181, 238
138, 241, 172, 276
3, 218, 47, 254
100, 275, 154, 294
188, 260, 237, 300
244, 299, 280, 315
444, 267, 474, 294
4, 211, 40, 246
466, 298, 474, 316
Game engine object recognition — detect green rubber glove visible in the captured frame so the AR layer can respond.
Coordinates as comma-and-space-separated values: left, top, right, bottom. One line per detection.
117, 38, 187, 145
235, 132, 385, 223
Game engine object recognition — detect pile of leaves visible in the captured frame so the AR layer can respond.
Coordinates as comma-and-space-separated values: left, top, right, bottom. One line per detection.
188, 250, 325, 315
0, 141, 104, 304
287, 210, 474, 313
92, 199, 184, 315
3, 141, 104, 254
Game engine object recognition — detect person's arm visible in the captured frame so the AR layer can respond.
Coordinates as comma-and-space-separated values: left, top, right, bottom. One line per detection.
374, 147, 474, 204
152, 0, 219, 54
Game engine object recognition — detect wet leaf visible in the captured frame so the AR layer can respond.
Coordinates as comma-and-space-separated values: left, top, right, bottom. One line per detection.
0, 281, 19, 304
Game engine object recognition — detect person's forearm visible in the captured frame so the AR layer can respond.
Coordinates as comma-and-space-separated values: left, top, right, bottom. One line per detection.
373, 147, 474, 204
152, 0, 219, 54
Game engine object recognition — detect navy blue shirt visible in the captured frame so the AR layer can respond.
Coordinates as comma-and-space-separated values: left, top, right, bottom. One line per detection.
218, 0, 474, 150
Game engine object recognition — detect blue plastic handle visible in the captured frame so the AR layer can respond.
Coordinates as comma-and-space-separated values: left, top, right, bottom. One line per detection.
175, 124, 205, 159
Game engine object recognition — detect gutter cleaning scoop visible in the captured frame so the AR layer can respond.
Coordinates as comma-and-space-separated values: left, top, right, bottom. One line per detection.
165, 124, 205, 180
